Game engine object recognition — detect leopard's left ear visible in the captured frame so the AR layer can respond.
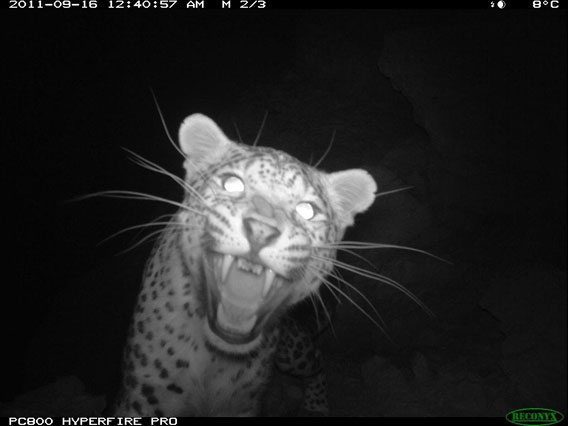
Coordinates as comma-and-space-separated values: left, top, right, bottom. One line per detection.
326, 169, 377, 228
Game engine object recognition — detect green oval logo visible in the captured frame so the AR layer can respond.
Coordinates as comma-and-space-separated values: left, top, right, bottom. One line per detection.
506, 408, 565, 426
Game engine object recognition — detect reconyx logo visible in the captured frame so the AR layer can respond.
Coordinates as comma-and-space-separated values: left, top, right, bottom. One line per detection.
506, 408, 565, 426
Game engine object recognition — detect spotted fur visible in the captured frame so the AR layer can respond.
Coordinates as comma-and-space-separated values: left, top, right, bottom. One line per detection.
112, 114, 377, 416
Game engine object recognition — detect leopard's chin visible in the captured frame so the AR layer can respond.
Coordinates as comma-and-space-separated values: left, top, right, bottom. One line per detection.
203, 319, 263, 355
202, 252, 291, 354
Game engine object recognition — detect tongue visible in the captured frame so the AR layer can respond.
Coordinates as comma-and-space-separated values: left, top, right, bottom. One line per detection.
223, 263, 265, 304
216, 264, 266, 335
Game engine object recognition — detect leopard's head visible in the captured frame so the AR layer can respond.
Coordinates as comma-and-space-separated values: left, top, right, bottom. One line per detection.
177, 114, 377, 355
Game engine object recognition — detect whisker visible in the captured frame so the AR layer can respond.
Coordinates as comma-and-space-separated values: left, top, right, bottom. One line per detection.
73, 190, 205, 216
122, 148, 208, 206
324, 242, 451, 265
98, 217, 188, 246
333, 247, 379, 272
308, 269, 334, 322
333, 268, 347, 306
375, 186, 414, 198
307, 258, 343, 306
305, 292, 330, 338
307, 293, 321, 333
117, 227, 167, 255
311, 254, 434, 317
233, 120, 243, 143
149, 87, 186, 160
119, 224, 202, 255
307, 264, 391, 340
252, 110, 269, 147
313, 289, 337, 338
309, 255, 386, 329
322, 275, 343, 306
325, 268, 388, 330
313, 129, 336, 169
149, 89, 209, 184
125, 214, 185, 248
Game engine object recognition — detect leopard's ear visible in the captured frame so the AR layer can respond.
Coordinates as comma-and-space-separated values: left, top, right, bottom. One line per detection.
178, 114, 232, 171
326, 169, 377, 228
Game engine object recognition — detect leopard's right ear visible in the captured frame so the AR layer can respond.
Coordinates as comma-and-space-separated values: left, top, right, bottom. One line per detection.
178, 114, 232, 169
325, 169, 377, 229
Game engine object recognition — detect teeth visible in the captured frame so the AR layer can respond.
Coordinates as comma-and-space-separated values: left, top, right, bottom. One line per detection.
221, 254, 234, 283
263, 269, 276, 297
236, 258, 264, 275
217, 254, 278, 298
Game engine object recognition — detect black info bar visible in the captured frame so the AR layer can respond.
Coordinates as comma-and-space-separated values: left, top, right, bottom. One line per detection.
7, 419, 179, 426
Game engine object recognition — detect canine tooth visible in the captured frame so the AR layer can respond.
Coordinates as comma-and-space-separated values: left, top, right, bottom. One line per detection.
263, 269, 276, 297
221, 255, 234, 283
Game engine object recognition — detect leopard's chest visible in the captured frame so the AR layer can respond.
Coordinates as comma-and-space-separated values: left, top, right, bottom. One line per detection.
119, 231, 279, 416
128, 329, 276, 416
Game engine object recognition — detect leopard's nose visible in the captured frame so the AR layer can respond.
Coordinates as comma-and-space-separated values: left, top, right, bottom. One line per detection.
243, 217, 281, 253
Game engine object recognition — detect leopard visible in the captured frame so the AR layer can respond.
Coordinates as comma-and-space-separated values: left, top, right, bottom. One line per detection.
110, 113, 378, 416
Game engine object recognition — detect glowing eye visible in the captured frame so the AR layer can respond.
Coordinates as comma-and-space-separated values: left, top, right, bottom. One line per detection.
296, 202, 315, 220
222, 175, 245, 193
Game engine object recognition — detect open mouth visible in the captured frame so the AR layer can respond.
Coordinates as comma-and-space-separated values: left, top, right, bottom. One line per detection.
206, 253, 286, 345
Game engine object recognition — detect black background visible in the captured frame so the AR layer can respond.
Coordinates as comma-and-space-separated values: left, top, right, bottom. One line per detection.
3, 6, 566, 417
